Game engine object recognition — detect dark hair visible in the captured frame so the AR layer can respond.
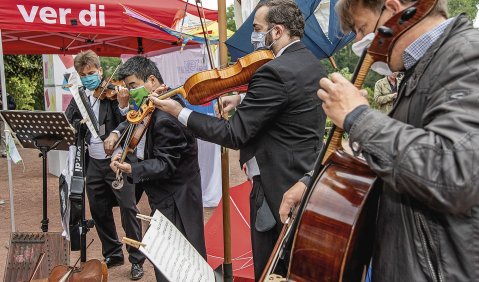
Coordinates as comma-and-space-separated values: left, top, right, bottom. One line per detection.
257, 0, 305, 38
117, 56, 164, 83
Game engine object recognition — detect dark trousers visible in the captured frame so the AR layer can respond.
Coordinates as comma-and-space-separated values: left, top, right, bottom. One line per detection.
141, 184, 188, 282
250, 176, 284, 281
86, 157, 145, 264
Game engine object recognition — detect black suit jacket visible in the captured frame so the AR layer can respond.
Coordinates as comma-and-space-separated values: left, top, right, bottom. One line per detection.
65, 92, 125, 145
187, 42, 327, 224
128, 107, 206, 258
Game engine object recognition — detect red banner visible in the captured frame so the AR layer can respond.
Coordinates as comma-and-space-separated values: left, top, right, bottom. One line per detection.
0, 0, 218, 56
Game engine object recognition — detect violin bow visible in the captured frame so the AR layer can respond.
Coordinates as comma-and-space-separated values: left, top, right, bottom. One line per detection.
28, 253, 45, 282
56, 239, 95, 282
194, 0, 215, 68
91, 63, 121, 108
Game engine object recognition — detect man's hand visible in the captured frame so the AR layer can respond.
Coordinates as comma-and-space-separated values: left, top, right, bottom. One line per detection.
104, 132, 119, 156
110, 152, 132, 174
214, 94, 241, 118
317, 73, 369, 128
279, 181, 307, 224
153, 84, 168, 95
110, 153, 121, 173
149, 96, 183, 118
117, 87, 130, 109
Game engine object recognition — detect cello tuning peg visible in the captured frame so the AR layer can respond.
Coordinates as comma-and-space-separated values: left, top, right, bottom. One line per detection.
400, 7, 417, 23
378, 26, 394, 37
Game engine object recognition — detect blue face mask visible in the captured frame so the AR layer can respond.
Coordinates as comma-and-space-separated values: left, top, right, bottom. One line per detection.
251, 26, 276, 50
80, 73, 101, 90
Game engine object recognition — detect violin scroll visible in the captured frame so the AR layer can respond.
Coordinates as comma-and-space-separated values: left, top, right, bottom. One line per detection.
93, 79, 126, 101
126, 99, 156, 124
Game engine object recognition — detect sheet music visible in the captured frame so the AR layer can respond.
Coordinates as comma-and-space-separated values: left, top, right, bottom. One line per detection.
67, 73, 99, 139
140, 210, 215, 282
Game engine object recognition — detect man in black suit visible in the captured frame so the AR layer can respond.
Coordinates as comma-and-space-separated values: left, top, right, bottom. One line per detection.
107, 56, 206, 282
150, 0, 327, 279
65, 50, 145, 280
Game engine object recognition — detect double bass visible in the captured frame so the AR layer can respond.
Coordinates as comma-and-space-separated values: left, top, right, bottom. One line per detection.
261, 0, 438, 280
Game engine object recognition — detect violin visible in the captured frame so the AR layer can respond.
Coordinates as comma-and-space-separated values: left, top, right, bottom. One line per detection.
93, 79, 125, 101
128, 49, 274, 124
48, 259, 107, 282
112, 99, 155, 190
260, 0, 438, 281
113, 49, 274, 186
46, 239, 107, 282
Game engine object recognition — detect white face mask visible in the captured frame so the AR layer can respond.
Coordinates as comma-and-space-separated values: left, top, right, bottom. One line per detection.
251, 27, 276, 50
351, 32, 393, 76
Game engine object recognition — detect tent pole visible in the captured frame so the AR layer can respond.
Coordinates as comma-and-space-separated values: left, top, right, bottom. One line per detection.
217, 0, 232, 281
0, 29, 16, 232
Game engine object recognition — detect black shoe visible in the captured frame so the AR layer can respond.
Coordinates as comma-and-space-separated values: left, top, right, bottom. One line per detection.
104, 256, 124, 268
130, 263, 144, 280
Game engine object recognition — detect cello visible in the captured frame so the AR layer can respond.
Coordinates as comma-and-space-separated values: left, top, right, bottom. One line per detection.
260, 0, 438, 280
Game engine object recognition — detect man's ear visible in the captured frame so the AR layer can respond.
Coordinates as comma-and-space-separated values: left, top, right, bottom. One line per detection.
384, 0, 404, 16
148, 75, 160, 87
273, 24, 285, 40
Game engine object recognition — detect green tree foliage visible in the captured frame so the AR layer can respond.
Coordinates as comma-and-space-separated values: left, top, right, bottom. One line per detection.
227, 5, 237, 32
101, 57, 122, 80
4, 55, 43, 110
448, 0, 478, 20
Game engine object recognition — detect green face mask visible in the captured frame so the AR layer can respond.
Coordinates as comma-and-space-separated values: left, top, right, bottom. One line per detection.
129, 86, 149, 110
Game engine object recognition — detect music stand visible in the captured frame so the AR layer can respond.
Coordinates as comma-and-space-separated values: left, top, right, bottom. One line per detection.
0, 110, 75, 232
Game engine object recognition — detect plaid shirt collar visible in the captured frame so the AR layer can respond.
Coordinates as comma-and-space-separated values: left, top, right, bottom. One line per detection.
403, 17, 454, 70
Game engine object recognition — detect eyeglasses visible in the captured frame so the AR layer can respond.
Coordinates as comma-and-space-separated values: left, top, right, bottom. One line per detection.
373, 6, 386, 32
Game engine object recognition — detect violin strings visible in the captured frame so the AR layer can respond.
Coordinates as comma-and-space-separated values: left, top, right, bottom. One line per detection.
91, 63, 121, 108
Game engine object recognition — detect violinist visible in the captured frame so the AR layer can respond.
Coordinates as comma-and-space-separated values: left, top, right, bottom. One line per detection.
65, 50, 145, 281
281, 0, 479, 280
107, 56, 206, 282
150, 0, 328, 279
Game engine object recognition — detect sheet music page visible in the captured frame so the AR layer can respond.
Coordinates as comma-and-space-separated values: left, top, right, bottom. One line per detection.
140, 210, 215, 282
67, 72, 99, 139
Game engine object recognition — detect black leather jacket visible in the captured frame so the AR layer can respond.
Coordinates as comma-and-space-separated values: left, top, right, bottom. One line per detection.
349, 15, 479, 281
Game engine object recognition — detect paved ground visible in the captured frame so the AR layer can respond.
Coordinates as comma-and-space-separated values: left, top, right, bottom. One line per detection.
0, 147, 246, 281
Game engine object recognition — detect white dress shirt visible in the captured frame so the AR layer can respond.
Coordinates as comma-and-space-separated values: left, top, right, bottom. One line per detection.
86, 89, 109, 160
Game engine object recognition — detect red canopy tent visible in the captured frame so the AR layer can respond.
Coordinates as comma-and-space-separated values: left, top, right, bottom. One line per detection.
0, 0, 217, 56
0, 0, 218, 236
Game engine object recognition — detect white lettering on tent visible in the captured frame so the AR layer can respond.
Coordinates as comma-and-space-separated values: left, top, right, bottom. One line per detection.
98, 5, 105, 27
39, 7, 57, 24
79, 4, 96, 26
17, 5, 39, 23
17, 4, 104, 27
59, 8, 72, 25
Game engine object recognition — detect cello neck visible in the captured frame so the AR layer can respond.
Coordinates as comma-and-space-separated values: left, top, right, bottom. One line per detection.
156, 86, 187, 100
323, 129, 344, 164
322, 53, 374, 163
